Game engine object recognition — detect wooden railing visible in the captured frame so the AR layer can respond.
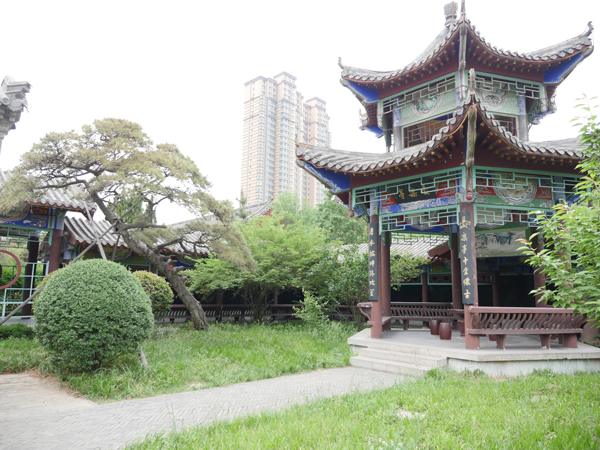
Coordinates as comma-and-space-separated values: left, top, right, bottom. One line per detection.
468, 306, 587, 349
357, 302, 454, 328
157, 304, 359, 323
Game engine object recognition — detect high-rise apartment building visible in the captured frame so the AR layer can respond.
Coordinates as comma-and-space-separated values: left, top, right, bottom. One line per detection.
241, 72, 331, 207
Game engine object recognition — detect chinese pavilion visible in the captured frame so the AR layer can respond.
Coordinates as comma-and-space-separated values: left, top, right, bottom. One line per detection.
296, 2, 595, 349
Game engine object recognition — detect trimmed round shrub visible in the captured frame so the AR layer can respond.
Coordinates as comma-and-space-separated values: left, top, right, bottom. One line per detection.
34, 259, 153, 372
37, 268, 63, 289
132, 271, 174, 314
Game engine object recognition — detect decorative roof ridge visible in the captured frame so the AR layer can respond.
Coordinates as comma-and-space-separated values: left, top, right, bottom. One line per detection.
296, 93, 584, 175
339, 22, 460, 83
478, 107, 585, 158
466, 19, 593, 61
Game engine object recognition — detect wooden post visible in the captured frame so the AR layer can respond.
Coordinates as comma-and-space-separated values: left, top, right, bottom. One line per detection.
369, 212, 383, 339
450, 231, 462, 309
459, 203, 480, 350
48, 229, 63, 273
421, 271, 429, 330
380, 231, 392, 333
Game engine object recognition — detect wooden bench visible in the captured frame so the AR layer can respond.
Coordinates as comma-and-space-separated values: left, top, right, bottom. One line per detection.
357, 302, 455, 329
468, 306, 587, 349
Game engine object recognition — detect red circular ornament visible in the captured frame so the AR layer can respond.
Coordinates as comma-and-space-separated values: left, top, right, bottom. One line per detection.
0, 250, 22, 290
169, 265, 174, 271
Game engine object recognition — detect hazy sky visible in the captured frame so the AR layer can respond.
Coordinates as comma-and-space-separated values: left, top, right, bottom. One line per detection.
2, 0, 599, 223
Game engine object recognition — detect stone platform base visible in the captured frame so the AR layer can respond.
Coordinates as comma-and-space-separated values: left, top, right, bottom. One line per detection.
349, 328, 600, 378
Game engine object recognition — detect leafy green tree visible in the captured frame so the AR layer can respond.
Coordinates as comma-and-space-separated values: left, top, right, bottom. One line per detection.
0, 119, 254, 330
236, 189, 251, 222
271, 192, 316, 228
271, 192, 366, 245
520, 99, 600, 321
187, 213, 326, 322
307, 244, 428, 324
313, 197, 367, 245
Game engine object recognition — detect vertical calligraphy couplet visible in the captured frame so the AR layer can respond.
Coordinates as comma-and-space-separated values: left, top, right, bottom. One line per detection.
368, 222, 379, 301
459, 210, 475, 305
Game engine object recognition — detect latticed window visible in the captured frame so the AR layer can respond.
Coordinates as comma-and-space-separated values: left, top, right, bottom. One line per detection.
403, 116, 451, 148
494, 115, 517, 135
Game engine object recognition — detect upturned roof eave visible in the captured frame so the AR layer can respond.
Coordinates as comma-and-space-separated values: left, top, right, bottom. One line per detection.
296, 99, 585, 175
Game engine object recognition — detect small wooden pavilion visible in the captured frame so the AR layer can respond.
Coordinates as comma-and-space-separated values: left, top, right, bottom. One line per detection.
296, 2, 594, 349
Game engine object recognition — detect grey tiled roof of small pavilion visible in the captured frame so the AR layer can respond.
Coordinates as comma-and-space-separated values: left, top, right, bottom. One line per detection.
339, 8, 593, 83
0, 170, 95, 213
64, 216, 210, 255
296, 94, 584, 174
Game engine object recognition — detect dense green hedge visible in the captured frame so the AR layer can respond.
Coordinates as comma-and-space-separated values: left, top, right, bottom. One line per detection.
0, 323, 35, 340
34, 259, 153, 372
132, 271, 173, 314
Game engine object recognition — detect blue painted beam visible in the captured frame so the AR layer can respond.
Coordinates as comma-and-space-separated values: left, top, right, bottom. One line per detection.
364, 125, 384, 137
348, 82, 379, 104
543, 53, 584, 85
302, 162, 351, 193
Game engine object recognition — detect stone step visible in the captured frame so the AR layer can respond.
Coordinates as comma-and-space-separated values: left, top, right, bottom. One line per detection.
350, 355, 432, 377
359, 348, 447, 369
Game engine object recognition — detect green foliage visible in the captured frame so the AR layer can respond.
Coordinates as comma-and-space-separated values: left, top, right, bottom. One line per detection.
37, 268, 63, 289
271, 192, 366, 245
0, 337, 47, 373
128, 370, 600, 450
132, 271, 174, 314
1, 322, 354, 401
188, 213, 326, 322
0, 323, 35, 340
293, 291, 330, 328
34, 259, 153, 372
306, 244, 428, 322
114, 195, 156, 224
520, 97, 600, 321
313, 197, 367, 245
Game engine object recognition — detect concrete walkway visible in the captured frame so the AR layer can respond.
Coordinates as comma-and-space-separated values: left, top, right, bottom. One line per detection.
0, 367, 403, 450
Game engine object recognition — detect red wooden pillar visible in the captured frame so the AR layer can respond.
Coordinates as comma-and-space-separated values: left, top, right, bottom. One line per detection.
532, 229, 547, 306
380, 231, 392, 333
48, 229, 63, 273
460, 203, 480, 350
370, 213, 383, 339
450, 232, 462, 309
421, 271, 429, 303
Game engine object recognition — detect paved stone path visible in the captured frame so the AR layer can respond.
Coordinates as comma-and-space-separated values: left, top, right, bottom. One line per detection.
0, 368, 403, 449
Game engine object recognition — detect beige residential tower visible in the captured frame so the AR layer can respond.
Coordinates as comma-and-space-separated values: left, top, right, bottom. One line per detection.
241, 72, 331, 207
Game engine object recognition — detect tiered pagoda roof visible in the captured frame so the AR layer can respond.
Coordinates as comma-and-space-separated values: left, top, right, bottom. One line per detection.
297, 89, 584, 178
339, 2, 593, 130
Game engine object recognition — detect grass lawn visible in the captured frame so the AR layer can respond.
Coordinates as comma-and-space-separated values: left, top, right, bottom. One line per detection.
0, 321, 355, 402
128, 369, 600, 450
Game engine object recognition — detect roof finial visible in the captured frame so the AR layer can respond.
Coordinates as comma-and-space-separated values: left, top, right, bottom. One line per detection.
444, 2, 458, 26
461, 0, 466, 21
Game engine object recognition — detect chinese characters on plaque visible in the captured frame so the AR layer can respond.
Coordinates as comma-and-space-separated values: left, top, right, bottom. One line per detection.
368, 223, 378, 301
459, 211, 475, 305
